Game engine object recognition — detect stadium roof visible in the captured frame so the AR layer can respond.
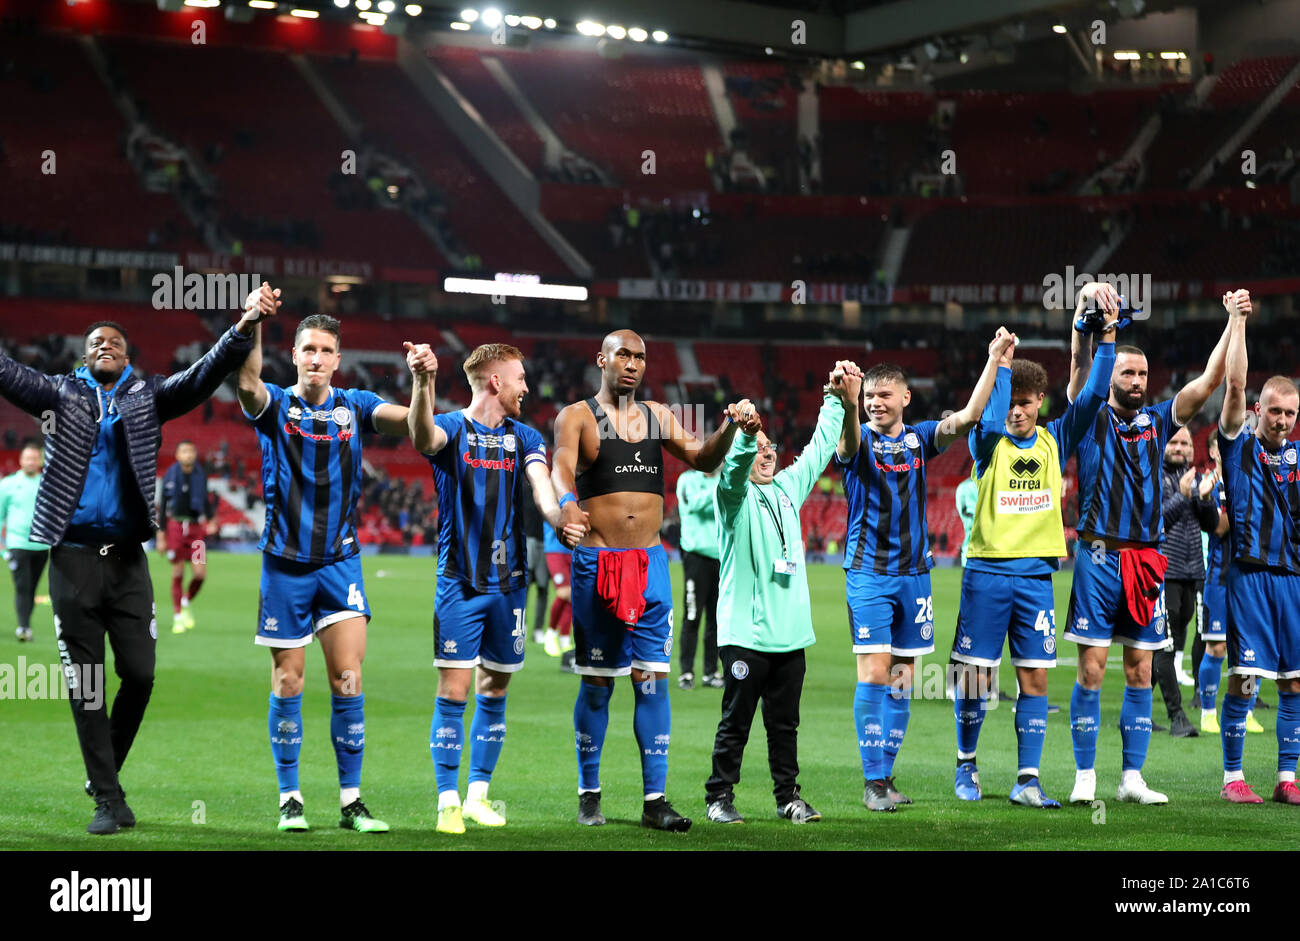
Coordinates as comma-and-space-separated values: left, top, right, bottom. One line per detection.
130, 0, 1221, 59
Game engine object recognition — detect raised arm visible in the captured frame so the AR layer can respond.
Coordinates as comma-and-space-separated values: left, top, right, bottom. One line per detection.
235, 282, 280, 419
936, 327, 1017, 450
0, 349, 60, 419
652, 399, 748, 472
1219, 290, 1250, 438
369, 340, 433, 438
776, 391, 847, 506
833, 360, 864, 462
1054, 333, 1116, 463
715, 409, 763, 526
1067, 329, 1093, 405
1175, 295, 1238, 426
1067, 281, 1119, 402
404, 342, 447, 455
969, 337, 1015, 468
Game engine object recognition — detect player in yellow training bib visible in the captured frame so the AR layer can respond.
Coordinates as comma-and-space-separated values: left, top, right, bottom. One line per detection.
951, 295, 1118, 808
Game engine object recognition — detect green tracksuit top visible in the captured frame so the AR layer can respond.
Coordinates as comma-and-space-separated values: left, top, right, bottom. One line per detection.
676, 469, 720, 559
714, 393, 844, 653
0, 471, 45, 551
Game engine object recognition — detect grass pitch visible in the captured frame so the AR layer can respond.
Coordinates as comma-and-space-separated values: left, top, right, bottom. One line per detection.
0, 552, 1292, 850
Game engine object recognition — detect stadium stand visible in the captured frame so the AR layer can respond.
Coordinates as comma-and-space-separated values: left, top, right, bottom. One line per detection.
0, 30, 202, 252
100, 35, 442, 269
427, 44, 547, 175
312, 54, 568, 275
492, 47, 723, 188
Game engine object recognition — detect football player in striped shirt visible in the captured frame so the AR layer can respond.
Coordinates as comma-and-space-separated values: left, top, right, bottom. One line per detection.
1195, 436, 1263, 733
410, 343, 583, 834
837, 332, 1012, 813
1215, 290, 1300, 804
238, 284, 427, 834
1064, 290, 1236, 806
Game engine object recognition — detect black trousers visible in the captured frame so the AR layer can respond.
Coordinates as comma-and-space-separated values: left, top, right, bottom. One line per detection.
679, 550, 720, 676
49, 542, 157, 803
7, 547, 48, 627
1153, 577, 1198, 718
705, 645, 806, 807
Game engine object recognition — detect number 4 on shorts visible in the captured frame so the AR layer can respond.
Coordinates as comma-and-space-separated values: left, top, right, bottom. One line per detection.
348, 583, 365, 611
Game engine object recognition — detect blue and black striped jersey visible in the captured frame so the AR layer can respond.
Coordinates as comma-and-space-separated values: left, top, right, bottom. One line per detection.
1075, 398, 1181, 546
246, 384, 385, 564
1218, 428, 1300, 574
837, 421, 942, 575
427, 411, 548, 593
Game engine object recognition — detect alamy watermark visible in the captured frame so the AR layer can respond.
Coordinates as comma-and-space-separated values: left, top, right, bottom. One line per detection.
1, 656, 104, 710
50, 871, 151, 921
1042, 265, 1152, 316
151, 267, 262, 311
595, 403, 710, 443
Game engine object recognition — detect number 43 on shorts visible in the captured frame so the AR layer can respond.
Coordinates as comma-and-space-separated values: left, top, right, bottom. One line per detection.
1034, 609, 1057, 653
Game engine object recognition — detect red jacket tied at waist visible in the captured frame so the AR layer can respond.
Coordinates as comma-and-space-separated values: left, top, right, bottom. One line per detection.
1119, 547, 1168, 628
597, 549, 649, 629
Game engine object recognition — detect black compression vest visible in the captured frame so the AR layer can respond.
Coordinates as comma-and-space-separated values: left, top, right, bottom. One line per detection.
576, 398, 666, 500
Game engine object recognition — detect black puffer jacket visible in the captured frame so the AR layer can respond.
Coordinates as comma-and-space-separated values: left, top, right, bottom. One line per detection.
0, 326, 253, 545
1160, 461, 1220, 581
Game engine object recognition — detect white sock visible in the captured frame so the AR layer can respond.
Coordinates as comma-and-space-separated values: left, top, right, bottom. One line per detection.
1279, 771, 1296, 784
578, 787, 600, 796
340, 787, 360, 808
644, 792, 664, 801
1019, 767, 1039, 778
1224, 770, 1245, 785
1121, 769, 1143, 785
181, 596, 190, 609
1075, 768, 1095, 779
466, 780, 489, 803
279, 790, 303, 806
438, 789, 461, 810
957, 750, 976, 761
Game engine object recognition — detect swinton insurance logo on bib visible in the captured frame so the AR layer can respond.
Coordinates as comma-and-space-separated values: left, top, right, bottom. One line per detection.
996, 491, 1054, 513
